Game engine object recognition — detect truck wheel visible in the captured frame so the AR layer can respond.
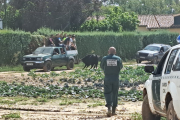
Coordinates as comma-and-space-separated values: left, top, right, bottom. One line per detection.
167, 101, 178, 120
23, 66, 30, 72
152, 57, 158, 64
43, 61, 52, 72
142, 95, 160, 120
67, 60, 74, 70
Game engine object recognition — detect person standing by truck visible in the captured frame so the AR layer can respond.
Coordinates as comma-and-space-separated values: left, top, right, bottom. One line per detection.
100, 47, 123, 117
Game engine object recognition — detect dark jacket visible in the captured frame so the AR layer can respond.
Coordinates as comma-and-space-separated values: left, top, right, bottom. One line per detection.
54, 37, 60, 46
100, 54, 123, 77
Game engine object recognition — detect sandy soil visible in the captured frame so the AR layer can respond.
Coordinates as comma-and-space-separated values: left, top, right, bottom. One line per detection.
0, 100, 142, 120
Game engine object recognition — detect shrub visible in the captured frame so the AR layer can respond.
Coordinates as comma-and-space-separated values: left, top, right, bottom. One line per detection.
0, 28, 178, 65
0, 29, 44, 65
34, 28, 178, 60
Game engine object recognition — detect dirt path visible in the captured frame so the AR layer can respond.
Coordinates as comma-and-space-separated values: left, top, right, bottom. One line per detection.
0, 101, 142, 120
0, 69, 74, 86
0, 69, 74, 77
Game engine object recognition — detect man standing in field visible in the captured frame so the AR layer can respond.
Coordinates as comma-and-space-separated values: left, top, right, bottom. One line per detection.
100, 47, 123, 117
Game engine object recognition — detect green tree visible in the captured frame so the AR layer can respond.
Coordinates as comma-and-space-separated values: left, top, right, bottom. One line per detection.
102, 0, 179, 14
4, 0, 102, 31
80, 7, 139, 32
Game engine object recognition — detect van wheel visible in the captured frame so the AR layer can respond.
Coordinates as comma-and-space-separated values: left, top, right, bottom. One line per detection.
67, 60, 74, 70
43, 61, 51, 72
142, 95, 160, 120
167, 101, 178, 120
23, 66, 30, 72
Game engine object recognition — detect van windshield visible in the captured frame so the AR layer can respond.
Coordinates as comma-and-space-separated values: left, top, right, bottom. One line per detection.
144, 45, 160, 51
33, 47, 53, 54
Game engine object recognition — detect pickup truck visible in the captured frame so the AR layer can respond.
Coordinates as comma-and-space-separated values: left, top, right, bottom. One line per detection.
136, 43, 171, 64
142, 44, 180, 120
21, 46, 79, 72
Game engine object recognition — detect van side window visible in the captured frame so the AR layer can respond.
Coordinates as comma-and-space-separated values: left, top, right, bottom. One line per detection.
165, 49, 179, 74
174, 53, 180, 71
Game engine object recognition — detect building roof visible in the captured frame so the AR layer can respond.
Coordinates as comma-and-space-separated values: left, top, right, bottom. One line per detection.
138, 15, 174, 29
138, 15, 159, 28
86, 14, 178, 29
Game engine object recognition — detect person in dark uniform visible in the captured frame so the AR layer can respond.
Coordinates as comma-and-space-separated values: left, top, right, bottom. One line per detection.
100, 47, 123, 117
54, 34, 61, 46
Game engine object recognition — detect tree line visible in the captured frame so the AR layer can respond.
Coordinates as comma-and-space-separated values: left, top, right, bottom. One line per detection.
0, 0, 102, 32
102, 0, 180, 15
0, 0, 179, 32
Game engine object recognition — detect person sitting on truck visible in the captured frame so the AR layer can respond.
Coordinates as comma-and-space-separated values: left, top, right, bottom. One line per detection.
54, 34, 61, 46
60, 48, 65, 54
62, 33, 67, 41
70, 34, 76, 50
69, 34, 73, 45
47, 35, 55, 46
53, 48, 59, 55
60, 31, 64, 39
64, 38, 70, 50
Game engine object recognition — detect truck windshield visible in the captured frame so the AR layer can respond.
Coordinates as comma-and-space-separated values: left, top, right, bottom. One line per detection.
144, 45, 160, 51
33, 47, 53, 54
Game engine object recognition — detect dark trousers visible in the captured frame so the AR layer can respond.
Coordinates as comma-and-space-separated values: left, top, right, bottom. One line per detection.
104, 76, 119, 107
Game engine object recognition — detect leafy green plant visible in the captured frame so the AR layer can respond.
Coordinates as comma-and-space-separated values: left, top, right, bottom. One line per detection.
28, 69, 37, 79
0, 65, 149, 100
161, 117, 166, 120
59, 99, 81, 106
2, 112, 21, 119
50, 71, 59, 77
40, 73, 50, 79
36, 98, 48, 102
131, 112, 142, 120
88, 102, 104, 107
0, 99, 16, 105
120, 66, 150, 86
14, 97, 29, 102
59, 101, 73, 106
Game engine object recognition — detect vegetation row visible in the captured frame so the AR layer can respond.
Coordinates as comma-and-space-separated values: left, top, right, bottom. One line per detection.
0, 28, 178, 65
0, 66, 148, 101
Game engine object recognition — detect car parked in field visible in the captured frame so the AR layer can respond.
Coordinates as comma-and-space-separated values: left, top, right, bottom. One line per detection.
21, 46, 79, 72
142, 44, 180, 120
136, 44, 171, 64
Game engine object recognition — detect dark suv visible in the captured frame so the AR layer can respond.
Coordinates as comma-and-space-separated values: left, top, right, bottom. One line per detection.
136, 44, 171, 64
